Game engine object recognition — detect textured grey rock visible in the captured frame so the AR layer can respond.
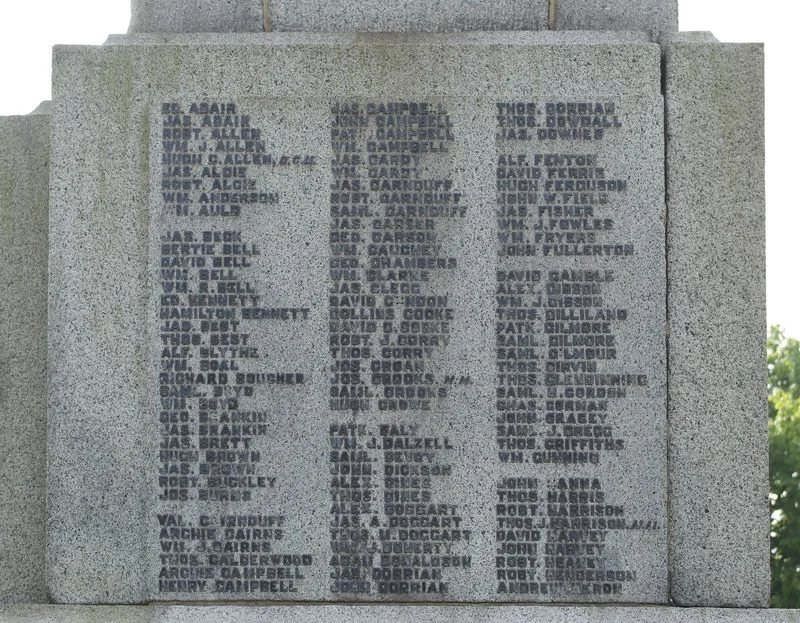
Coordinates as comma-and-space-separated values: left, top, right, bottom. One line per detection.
0, 111, 49, 604
47, 43, 152, 604
1, 605, 800, 622
130, 0, 265, 33
554, 0, 678, 37
664, 37, 767, 607
49, 32, 666, 604
0, 606, 150, 622
268, 0, 549, 32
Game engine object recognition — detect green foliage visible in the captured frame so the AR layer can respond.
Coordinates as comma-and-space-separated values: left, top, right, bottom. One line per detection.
768, 325, 800, 607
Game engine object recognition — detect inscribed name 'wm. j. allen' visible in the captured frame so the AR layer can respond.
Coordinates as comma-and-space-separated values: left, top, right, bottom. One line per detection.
149, 97, 666, 603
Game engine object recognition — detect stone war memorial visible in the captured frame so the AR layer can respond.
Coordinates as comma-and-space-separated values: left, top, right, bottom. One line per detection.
0, 0, 789, 620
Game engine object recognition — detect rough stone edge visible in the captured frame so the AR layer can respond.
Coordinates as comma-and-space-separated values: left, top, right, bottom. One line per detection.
0, 112, 50, 605
30, 100, 52, 115
1, 606, 800, 622
665, 41, 768, 607
659, 32, 717, 45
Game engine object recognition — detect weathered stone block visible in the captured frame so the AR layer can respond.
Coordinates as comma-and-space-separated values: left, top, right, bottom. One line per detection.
130, 0, 265, 33
554, 0, 678, 37
664, 36, 767, 607
0, 109, 49, 605
268, 0, 549, 32
49, 32, 666, 604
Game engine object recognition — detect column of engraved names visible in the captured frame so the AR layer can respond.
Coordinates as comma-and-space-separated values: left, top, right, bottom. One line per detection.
328, 101, 471, 598
327, 423, 470, 597
328, 105, 380, 595
329, 105, 373, 412
379, 424, 470, 596
157, 102, 313, 596
329, 102, 465, 413
329, 423, 378, 596
493, 101, 651, 598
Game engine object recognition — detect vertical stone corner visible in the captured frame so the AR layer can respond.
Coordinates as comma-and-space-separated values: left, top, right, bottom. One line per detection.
664, 38, 768, 607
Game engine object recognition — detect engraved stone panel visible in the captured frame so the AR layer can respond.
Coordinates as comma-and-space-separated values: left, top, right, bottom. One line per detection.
150, 95, 664, 603
49, 33, 665, 604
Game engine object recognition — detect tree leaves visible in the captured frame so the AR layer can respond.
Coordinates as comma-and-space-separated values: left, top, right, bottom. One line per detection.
768, 325, 800, 607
